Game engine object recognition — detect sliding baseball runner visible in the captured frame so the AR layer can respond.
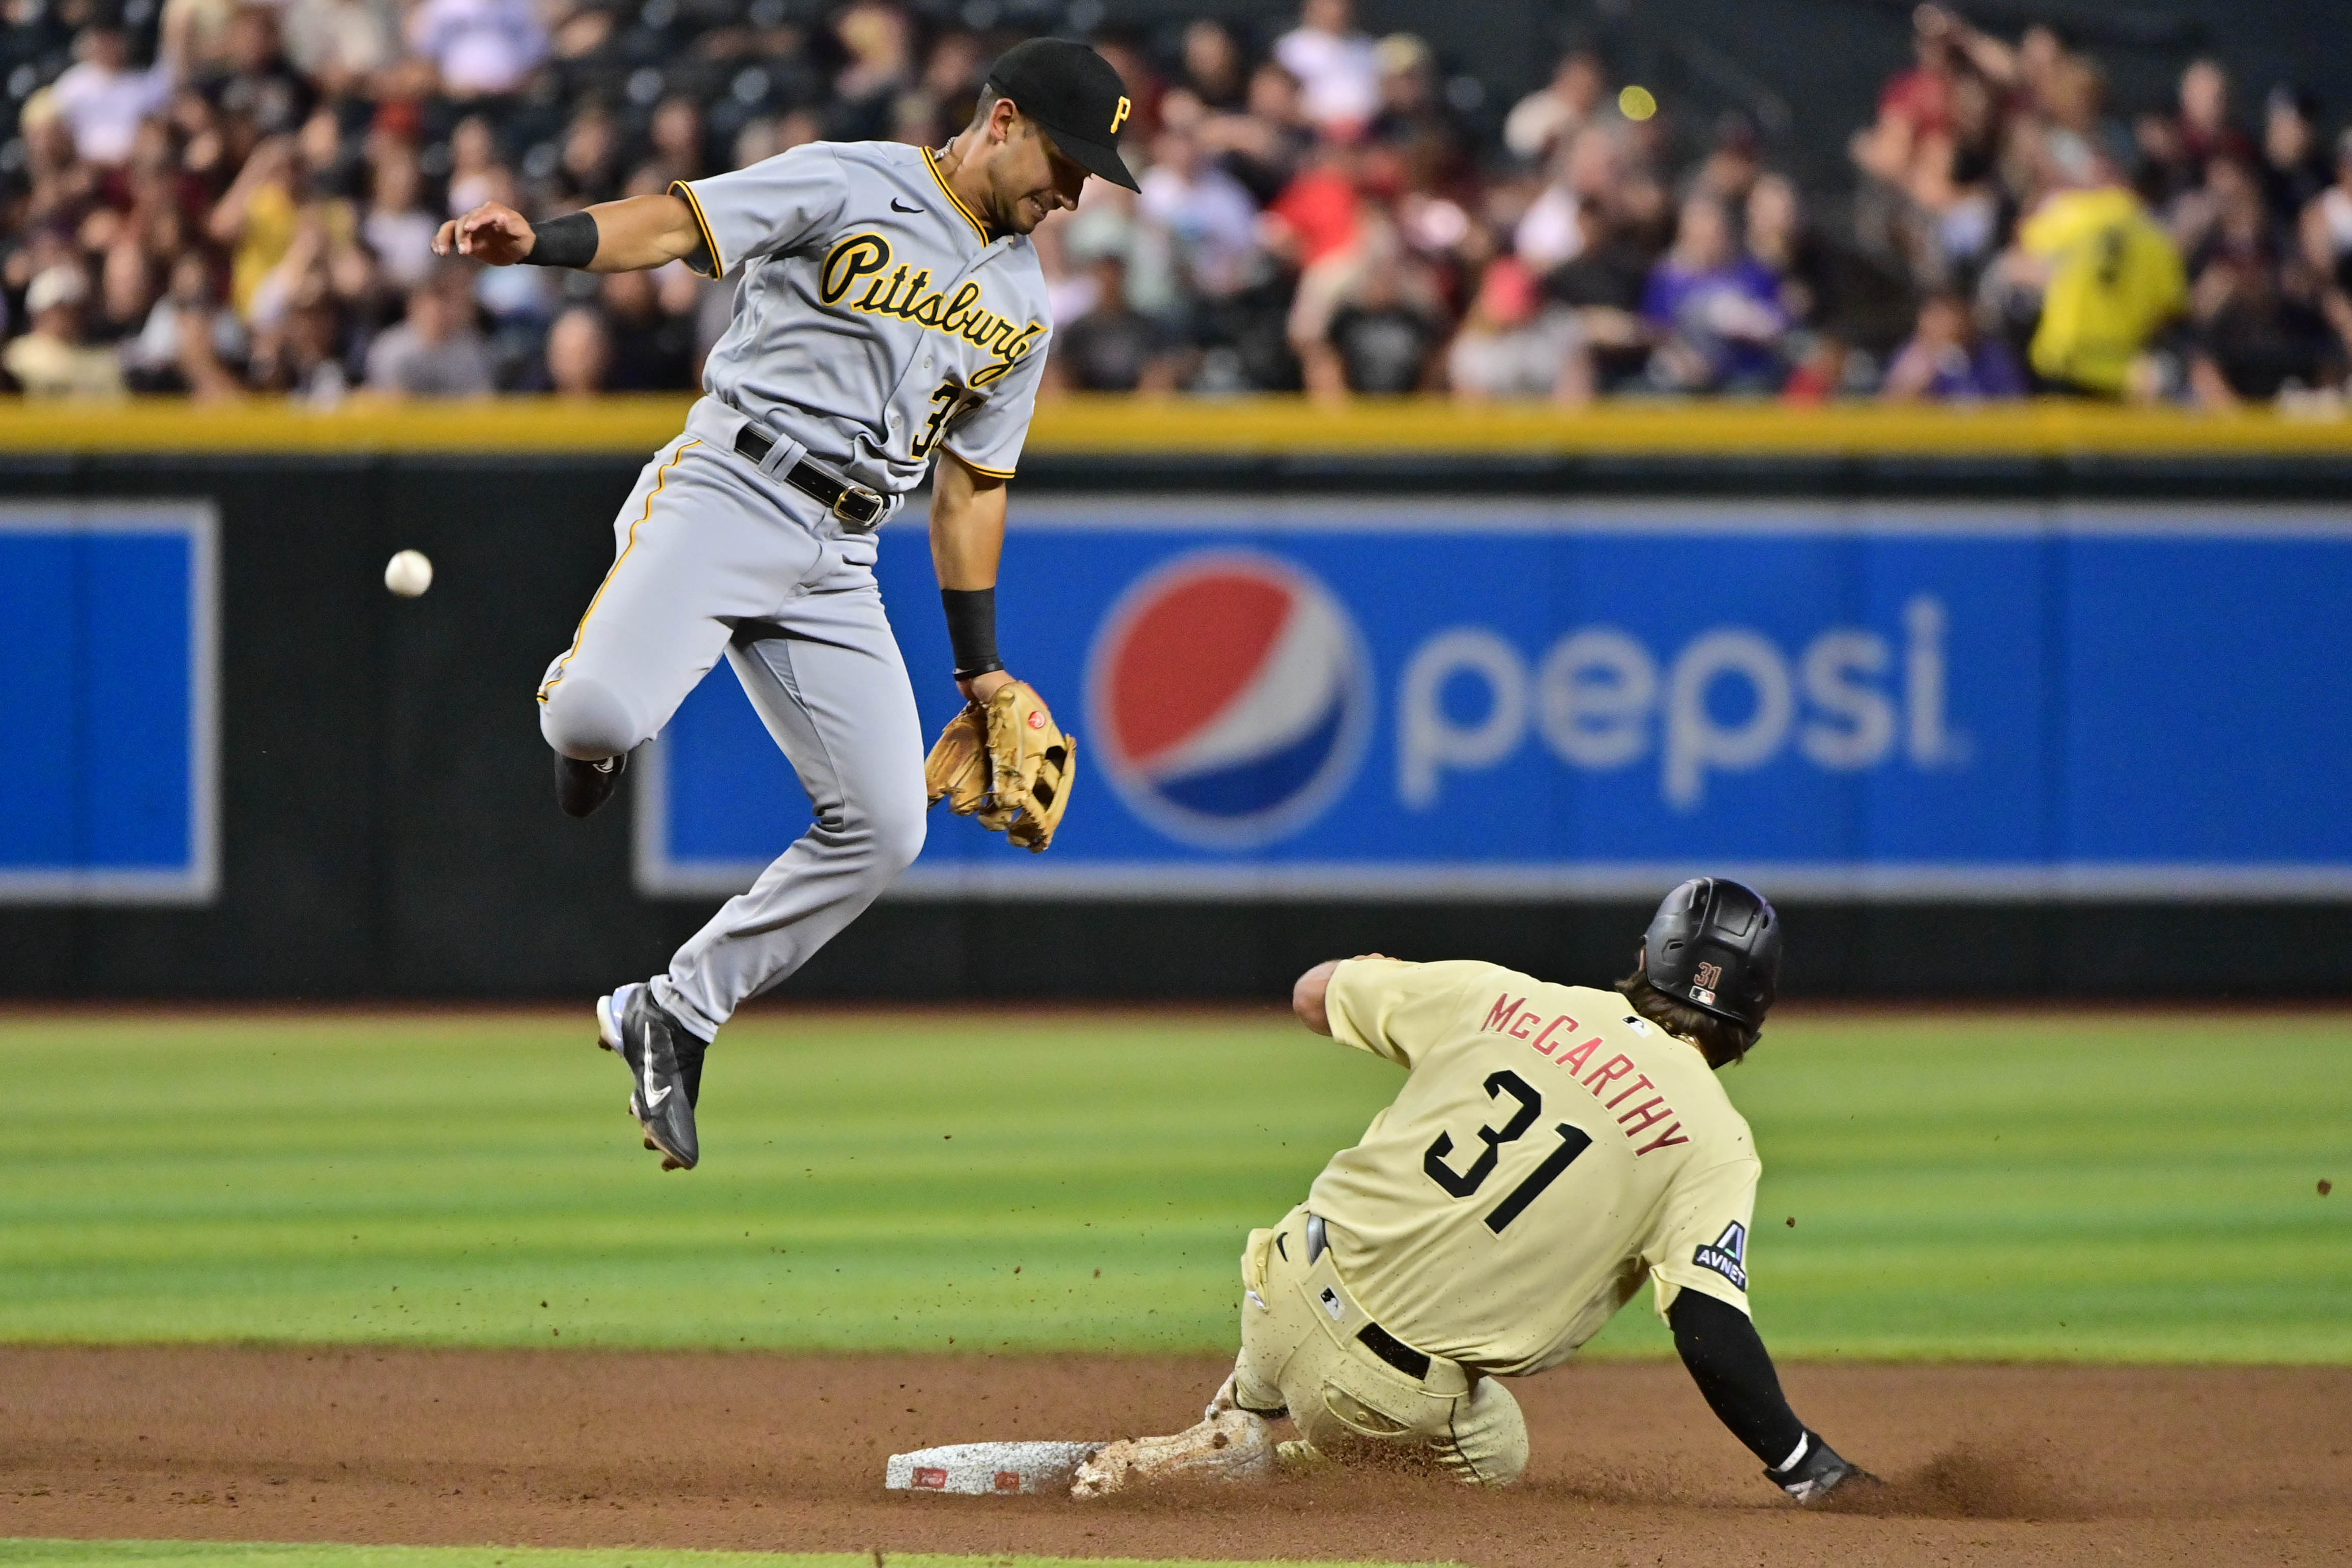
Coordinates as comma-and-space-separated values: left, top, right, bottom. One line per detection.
1073, 879, 1873, 1504
434, 39, 1122, 1170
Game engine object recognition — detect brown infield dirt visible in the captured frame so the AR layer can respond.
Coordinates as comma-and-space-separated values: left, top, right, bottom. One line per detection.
2, 1348, 2347, 1568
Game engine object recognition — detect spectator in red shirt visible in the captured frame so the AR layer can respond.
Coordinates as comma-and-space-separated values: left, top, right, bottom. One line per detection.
1852, 7, 1959, 190
1269, 143, 1363, 269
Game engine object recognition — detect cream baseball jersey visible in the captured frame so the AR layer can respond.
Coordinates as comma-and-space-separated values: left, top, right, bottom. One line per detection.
674, 139, 1052, 496
1311, 959, 1762, 1377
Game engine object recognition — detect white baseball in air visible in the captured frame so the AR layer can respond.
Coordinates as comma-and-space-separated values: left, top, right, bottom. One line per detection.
384, 548, 434, 597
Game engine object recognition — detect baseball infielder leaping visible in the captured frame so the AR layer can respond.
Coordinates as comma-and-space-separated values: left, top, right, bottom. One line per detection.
434, 39, 1127, 1171
1072, 880, 1874, 1505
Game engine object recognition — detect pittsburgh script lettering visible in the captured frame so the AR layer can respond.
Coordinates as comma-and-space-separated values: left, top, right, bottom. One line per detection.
818, 233, 1046, 387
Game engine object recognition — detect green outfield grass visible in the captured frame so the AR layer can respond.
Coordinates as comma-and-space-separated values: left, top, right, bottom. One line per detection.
0, 1006, 2344, 1360
0, 1543, 1426, 1568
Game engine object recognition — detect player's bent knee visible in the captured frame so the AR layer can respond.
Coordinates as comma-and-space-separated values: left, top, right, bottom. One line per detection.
867, 795, 926, 877
1442, 1381, 1529, 1487
539, 676, 644, 761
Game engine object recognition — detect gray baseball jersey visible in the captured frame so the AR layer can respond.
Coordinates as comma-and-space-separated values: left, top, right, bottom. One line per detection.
535, 138, 1062, 1051
674, 141, 1054, 497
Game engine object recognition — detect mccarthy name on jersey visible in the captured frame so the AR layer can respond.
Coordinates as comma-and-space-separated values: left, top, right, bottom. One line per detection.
1476, 989, 1696, 1157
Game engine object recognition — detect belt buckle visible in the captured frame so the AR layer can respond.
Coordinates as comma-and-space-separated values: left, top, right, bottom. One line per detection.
832, 483, 884, 529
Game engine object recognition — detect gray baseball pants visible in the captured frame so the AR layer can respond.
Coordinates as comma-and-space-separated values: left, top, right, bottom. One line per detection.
537, 411, 925, 1040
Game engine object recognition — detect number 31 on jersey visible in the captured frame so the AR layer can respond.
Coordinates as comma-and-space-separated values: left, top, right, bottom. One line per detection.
1424, 1069, 1593, 1233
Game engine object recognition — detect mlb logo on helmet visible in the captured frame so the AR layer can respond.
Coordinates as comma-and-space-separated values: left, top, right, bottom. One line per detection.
1087, 550, 1372, 850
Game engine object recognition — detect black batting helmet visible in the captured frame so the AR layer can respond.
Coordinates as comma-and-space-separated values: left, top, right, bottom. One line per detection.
1641, 878, 1782, 1029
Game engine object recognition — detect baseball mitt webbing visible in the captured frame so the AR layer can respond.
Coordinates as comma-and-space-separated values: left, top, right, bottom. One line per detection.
923, 681, 1076, 852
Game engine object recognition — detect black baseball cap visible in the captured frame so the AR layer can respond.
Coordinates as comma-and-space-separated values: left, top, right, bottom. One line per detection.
984, 38, 1141, 191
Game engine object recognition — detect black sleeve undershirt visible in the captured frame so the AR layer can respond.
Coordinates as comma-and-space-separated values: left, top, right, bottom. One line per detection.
1667, 1289, 1807, 1467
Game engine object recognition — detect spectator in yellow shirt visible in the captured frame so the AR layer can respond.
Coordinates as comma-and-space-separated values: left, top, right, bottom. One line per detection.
2013, 180, 2187, 396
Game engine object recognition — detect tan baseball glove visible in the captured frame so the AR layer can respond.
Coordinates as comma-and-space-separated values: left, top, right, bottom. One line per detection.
923, 680, 1077, 853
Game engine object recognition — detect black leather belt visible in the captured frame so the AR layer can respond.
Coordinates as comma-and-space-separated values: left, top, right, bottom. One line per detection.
1357, 1321, 1432, 1381
734, 424, 885, 529
1303, 1213, 1434, 1381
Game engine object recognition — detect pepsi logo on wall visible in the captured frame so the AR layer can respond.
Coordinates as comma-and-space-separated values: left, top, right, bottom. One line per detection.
1086, 550, 1373, 851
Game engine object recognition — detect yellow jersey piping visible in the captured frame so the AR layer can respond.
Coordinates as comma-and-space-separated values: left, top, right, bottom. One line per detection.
922, 147, 994, 246
670, 180, 725, 279
537, 437, 702, 704
944, 446, 1017, 479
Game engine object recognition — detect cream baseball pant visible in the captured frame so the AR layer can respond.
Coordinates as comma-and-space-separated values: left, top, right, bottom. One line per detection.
1232, 1205, 1529, 1486
535, 406, 925, 1041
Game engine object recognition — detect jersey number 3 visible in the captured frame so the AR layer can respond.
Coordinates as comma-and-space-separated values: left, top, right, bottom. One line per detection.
911, 379, 974, 461
1424, 1069, 1594, 1233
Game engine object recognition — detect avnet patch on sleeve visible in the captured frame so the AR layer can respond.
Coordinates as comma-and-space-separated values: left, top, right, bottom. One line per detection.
1692, 1222, 1749, 1291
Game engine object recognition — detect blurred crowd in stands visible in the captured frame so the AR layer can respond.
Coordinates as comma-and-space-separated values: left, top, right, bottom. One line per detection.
5, 0, 2350, 406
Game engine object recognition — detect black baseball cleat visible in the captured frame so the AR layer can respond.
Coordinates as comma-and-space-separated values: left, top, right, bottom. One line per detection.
555, 750, 627, 818
1766, 1433, 1875, 1505
596, 983, 706, 1171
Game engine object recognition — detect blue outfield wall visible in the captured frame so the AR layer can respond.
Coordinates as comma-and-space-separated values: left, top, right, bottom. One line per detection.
642, 499, 2352, 903
4, 453, 2350, 1001
0, 503, 218, 905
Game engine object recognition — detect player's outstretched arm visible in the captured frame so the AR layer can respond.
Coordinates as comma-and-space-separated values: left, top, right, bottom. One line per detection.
432, 196, 706, 274
1667, 1290, 1871, 1504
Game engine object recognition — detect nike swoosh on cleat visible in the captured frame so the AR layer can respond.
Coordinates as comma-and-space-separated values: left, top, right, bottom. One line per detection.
891, 198, 922, 213
640, 1022, 672, 1109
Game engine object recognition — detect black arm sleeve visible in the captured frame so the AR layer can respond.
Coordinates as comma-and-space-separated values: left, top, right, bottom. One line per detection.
940, 587, 1003, 679
521, 211, 599, 268
1667, 1289, 1807, 1468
